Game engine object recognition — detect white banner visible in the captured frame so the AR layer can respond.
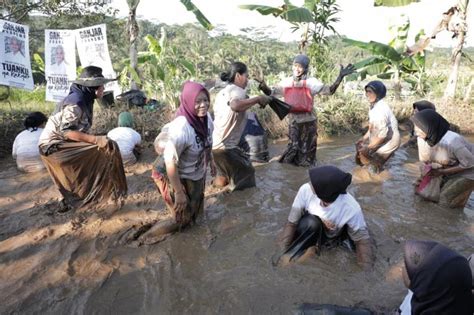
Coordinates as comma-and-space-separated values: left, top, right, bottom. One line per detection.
75, 24, 120, 95
45, 29, 77, 102
0, 20, 34, 91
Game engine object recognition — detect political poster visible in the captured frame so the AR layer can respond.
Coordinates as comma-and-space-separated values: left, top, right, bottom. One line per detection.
0, 19, 34, 90
45, 29, 76, 102
75, 24, 120, 96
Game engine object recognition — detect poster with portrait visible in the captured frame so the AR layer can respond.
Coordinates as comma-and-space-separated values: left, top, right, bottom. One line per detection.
75, 24, 120, 96
45, 29, 77, 102
0, 19, 34, 90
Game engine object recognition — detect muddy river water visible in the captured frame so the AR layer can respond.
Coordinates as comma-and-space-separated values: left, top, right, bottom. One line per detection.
0, 135, 473, 314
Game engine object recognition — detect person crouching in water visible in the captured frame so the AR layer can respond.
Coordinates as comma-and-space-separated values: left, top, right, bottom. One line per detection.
355, 80, 400, 173
38, 66, 127, 211
258, 54, 355, 166
12, 111, 47, 172
145, 81, 215, 243
278, 165, 373, 270
212, 62, 271, 191
411, 109, 474, 209
107, 111, 142, 166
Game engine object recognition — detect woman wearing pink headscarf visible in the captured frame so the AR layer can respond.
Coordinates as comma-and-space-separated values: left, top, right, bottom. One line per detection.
146, 81, 215, 242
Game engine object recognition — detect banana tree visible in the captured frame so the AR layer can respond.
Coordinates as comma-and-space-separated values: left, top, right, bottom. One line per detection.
239, 1, 314, 25
374, 0, 419, 6
344, 17, 427, 98
120, 30, 196, 109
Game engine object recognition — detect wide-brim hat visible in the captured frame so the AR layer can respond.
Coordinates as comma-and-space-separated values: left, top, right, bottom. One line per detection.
71, 65, 118, 87
71, 77, 118, 87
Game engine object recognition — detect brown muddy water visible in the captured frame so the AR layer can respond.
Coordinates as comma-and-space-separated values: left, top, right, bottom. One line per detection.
0, 135, 473, 314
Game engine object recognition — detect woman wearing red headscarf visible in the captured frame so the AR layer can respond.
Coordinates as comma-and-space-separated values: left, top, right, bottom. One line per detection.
146, 81, 214, 241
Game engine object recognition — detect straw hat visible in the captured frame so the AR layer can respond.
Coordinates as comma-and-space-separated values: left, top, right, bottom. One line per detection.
71, 66, 117, 87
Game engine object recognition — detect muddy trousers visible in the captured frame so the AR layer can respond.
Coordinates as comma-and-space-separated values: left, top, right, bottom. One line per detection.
439, 176, 474, 209
279, 119, 317, 167
283, 214, 323, 261
283, 214, 355, 262
212, 148, 256, 191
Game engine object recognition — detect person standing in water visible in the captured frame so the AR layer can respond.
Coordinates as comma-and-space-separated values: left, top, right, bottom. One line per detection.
212, 62, 271, 191
355, 80, 400, 173
278, 165, 373, 270
144, 81, 215, 243
258, 54, 355, 166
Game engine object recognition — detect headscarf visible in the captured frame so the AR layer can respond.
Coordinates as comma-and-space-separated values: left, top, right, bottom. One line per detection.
410, 109, 450, 147
55, 66, 105, 124
404, 240, 473, 315
308, 165, 352, 203
293, 54, 310, 81
175, 81, 210, 146
118, 111, 134, 128
365, 80, 387, 102
413, 100, 436, 112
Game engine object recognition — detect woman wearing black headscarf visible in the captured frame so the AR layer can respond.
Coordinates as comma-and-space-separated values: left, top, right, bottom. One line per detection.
411, 109, 474, 208
398, 240, 473, 314
356, 80, 400, 173
39, 66, 127, 211
402, 100, 437, 148
258, 55, 355, 166
277, 165, 373, 269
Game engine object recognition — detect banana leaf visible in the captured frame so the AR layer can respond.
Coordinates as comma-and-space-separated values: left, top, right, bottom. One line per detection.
269, 97, 291, 120
374, 0, 419, 7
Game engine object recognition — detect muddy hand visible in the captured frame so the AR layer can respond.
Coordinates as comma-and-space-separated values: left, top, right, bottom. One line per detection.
95, 136, 109, 149
174, 190, 187, 223
258, 95, 272, 107
339, 64, 356, 77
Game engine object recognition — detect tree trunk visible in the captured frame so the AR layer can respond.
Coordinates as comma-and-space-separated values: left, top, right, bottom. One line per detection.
443, 0, 469, 100
464, 77, 473, 101
127, 0, 140, 90
393, 69, 401, 100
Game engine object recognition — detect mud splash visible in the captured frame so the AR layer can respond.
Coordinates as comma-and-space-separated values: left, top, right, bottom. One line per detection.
0, 136, 473, 314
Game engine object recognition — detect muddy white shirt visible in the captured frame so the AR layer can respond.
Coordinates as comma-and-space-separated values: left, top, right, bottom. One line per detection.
107, 127, 142, 166
212, 84, 248, 150
417, 131, 474, 180
39, 104, 91, 150
163, 114, 213, 181
12, 128, 45, 172
273, 77, 328, 124
369, 100, 400, 156
288, 183, 370, 241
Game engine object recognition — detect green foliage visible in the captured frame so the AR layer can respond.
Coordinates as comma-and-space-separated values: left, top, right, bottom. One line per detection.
179, 0, 214, 30
374, 0, 419, 7
343, 17, 430, 97
239, 3, 314, 24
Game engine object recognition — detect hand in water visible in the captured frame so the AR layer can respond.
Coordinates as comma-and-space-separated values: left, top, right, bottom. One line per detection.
210, 161, 217, 177
339, 64, 356, 77
174, 190, 187, 223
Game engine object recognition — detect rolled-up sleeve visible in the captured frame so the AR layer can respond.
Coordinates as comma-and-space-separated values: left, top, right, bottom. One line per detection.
60, 105, 83, 132
452, 139, 474, 170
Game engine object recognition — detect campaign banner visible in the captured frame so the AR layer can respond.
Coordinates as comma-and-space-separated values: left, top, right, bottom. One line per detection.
45, 29, 77, 102
75, 24, 120, 95
0, 20, 34, 90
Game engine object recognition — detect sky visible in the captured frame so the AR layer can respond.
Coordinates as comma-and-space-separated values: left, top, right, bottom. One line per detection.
112, 0, 473, 47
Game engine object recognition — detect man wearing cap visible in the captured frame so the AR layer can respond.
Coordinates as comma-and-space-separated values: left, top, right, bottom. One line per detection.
259, 54, 354, 166
39, 66, 127, 211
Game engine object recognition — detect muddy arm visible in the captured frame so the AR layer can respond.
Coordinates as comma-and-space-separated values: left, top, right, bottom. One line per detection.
355, 238, 374, 270
64, 130, 97, 144
278, 221, 297, 250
